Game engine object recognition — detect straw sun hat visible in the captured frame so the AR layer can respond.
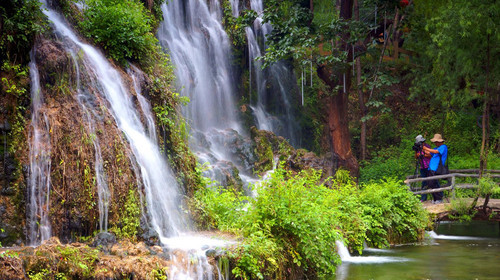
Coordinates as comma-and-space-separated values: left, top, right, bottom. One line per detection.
430, 134, 445, 143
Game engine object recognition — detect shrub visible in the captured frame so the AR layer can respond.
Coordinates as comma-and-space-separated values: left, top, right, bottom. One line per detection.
0, 0, 47, 64
80, 0, 157, 64
192, 164, 427, 278
359, 177, 429, 247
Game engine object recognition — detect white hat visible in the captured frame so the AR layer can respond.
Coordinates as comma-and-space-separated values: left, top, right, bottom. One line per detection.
415, 135, 425, 144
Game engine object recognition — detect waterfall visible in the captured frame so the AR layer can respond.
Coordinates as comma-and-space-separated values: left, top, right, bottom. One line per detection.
39, 1, 188, 240
157, 0, 257, 188
36, 1, 235, 279
157, 0, 240, 133
235, 0, 301, 146
27, 52, 52, 245
428, 231, 485, 240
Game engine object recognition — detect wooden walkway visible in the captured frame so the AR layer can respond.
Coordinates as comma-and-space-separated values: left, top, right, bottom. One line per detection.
405, 169, 500, 199
405, 169, 500, 221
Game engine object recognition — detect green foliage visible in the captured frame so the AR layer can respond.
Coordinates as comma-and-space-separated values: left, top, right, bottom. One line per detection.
0, 0, 47, 64
111, 189, 140, 240
57, 246, 99, 278
1, 62, 28, 97
80, 0, 158, 64
150, 267, 168, 280
221, 0, 247, 47
193, 163, 427, 278
409, 0, 500, 107
359, 178, 429, 247
359, 140, 415, 183
27, 246, 99, 279
27, 268, 51, 280
477, 176, 500, 198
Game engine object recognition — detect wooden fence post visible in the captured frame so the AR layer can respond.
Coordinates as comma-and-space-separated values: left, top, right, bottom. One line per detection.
451, 175, 456, 199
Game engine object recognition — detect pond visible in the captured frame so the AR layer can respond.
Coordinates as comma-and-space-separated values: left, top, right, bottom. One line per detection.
334, 221, 500, 280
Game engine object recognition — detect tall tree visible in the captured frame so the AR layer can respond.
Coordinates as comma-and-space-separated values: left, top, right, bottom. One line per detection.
409, 0, 500, 174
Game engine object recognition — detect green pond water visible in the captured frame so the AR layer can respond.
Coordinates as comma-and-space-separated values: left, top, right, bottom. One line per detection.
334, 221, 500, 280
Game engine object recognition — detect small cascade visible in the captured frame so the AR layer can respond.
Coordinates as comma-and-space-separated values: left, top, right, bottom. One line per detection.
335, 240, 407, 263
156, 1, 249, 277
69, 51, 110, 232
157, 0, 261, 190
234, 0, 301, 146
428, 231, 486, 240
128, 66, 157, 142
164, 236, 234, 279
27, 52, 52, 245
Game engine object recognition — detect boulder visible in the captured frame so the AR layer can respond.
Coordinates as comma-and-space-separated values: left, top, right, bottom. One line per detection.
91, 232, 117, 253
35, 39, 73, 91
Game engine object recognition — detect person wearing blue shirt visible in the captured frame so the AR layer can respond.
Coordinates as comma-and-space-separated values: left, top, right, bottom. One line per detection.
423, 134, 448, 203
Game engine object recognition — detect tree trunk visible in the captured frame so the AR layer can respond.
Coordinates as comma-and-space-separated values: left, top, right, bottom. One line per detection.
479, 34, 490, 177
316, 0, 359, 178
354, 0, 366, 161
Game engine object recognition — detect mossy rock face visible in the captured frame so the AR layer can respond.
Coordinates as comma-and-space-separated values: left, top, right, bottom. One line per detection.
0, 237, 173, 280
250, 126, 295, 174
35, 38, 74, 93
0, 198, 24, 246
251, 129, 273, 174
26, 37, 141, 241
286, 149, 335, 179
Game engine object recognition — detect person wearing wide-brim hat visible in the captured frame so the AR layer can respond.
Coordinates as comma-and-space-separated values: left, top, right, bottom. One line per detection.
423, 134, 448, 203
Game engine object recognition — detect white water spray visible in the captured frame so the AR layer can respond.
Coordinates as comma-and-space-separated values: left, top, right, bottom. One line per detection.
428, 231, 488, 240
27, 52, 52, 245
335, 240, 408, 263
68, 50, 111, 233
128, 66, 157, 142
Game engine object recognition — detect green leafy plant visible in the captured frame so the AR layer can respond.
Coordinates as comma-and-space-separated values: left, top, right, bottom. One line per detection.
0, 0, 47, 64
112, 189, 141, 240
447, 197, 476, 222
359, 177, 429, 248
80, 0, 158, 64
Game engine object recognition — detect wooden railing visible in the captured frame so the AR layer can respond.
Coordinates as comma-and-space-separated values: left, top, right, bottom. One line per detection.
405, 170, 500, 199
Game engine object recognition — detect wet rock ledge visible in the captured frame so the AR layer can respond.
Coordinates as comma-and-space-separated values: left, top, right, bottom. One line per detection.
0, 236, 227, 280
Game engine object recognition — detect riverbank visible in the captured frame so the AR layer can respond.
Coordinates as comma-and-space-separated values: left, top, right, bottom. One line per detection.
0, 233, 237, 280
422, 198, 500, 222
1, 237, 171, 279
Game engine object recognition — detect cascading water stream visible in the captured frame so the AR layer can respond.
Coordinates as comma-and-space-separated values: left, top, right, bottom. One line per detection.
128, 66, 157, 142
69, 50, 110, 232
39, 1, 188, 240
335, 240, 408, 264
232, 0, 301, 146
27, 52, 52, 245
157, 0, 240, 133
